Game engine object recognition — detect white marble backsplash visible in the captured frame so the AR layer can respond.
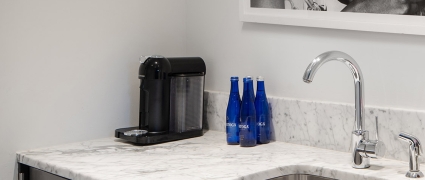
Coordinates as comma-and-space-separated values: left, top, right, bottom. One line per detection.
204, 90, 425, 162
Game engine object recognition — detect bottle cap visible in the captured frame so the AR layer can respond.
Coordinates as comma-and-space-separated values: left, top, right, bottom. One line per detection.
257, 76, 264, 81
230, 76, 239, 81
243, 76, 253, 83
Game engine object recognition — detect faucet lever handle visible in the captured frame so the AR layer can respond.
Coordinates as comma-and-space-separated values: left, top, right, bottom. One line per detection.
375, 116, 379, 141
371, 116, 386, 159
356, 116, 386, 159
359, 139, 386, 159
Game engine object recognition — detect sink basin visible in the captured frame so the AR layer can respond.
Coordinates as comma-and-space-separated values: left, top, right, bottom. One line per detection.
269, 174, 336, 180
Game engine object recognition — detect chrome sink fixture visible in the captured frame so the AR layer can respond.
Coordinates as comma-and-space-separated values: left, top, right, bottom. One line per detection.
399, 132, 424, 178
303, 51, 385, 169
269, 174, 336, 180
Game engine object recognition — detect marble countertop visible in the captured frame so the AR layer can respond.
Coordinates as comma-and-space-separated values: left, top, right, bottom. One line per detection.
17, 131, 416, 180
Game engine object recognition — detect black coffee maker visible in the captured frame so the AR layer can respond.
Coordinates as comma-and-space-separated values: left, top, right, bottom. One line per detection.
115, 55, 206, 145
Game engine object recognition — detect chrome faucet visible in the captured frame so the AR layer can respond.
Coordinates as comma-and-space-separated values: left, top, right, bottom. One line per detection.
399, 132, 424, 178
303, 51, 385, 169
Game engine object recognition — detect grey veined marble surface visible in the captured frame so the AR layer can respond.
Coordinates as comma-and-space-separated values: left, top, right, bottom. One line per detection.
17, 131, 416, 180
204, 90, 425, 162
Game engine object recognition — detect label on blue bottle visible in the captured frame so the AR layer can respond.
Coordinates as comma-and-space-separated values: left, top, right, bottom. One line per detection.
257, 122, 265, 126
239, 124, 249, 129
226, 122, 237, 127
226, 116, 239, 144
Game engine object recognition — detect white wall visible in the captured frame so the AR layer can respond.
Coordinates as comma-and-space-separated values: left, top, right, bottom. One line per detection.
186, 0, 425, 111
0, 0, 186, 179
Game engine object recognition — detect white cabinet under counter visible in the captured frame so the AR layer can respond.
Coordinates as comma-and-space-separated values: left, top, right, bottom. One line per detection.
17, 131, 413, 180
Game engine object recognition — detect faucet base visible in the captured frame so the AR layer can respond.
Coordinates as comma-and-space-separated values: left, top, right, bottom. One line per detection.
352, 163, 370, 169
351, 131, 371, 169
406, 171, 424, 178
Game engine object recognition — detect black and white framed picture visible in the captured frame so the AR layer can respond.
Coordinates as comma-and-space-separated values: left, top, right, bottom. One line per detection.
240, 0, 425, 35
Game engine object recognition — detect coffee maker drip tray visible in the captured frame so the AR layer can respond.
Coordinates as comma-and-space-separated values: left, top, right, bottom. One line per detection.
115, 127, 203, 145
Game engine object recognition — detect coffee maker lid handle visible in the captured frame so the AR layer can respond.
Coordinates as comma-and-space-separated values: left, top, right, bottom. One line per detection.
139, 56, 149, 79
139, 55, 162, 78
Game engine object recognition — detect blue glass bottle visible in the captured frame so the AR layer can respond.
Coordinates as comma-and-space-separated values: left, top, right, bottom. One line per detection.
255, 76, 270, 144
246, 76, 255, 101
226, 76, 241, 145
239, 77, 257, 147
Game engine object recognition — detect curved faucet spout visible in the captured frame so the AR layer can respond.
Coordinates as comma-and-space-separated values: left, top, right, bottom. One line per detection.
302, 51, 364, 132
302, 51, 381, 169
